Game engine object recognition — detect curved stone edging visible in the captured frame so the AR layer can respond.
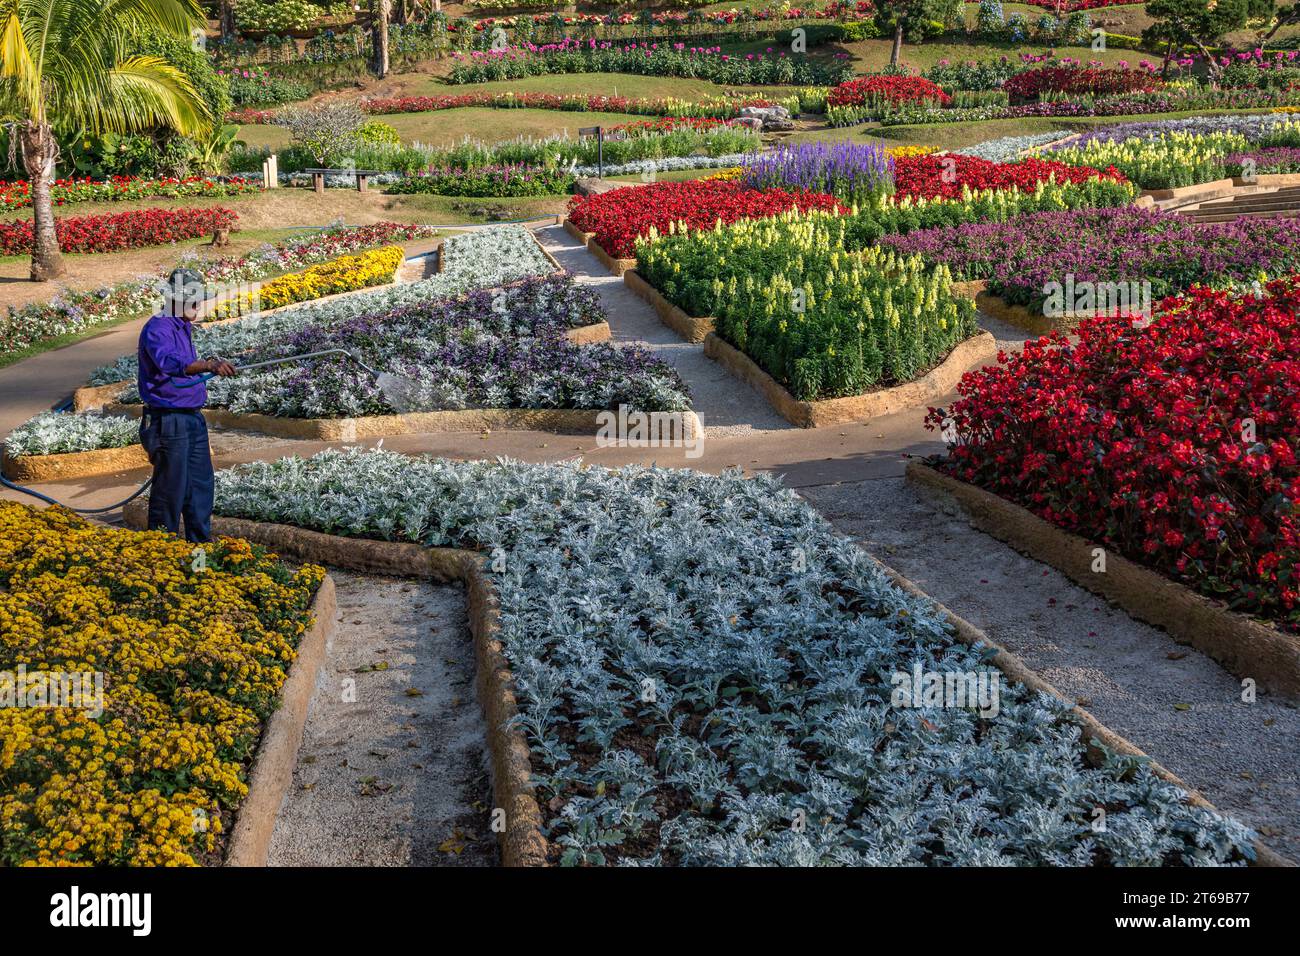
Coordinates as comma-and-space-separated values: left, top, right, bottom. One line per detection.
102, 402, 692, 442
906, 460, 1300, 701
124, 494, 339, 867
2, 443, 149, 482
562, 217, 592, 246
974, 290, 1069, 335
587, 237, 636, 276
1141, 178, 1235, 203
703, 331, 998, 428
623, 270, 714, 343
123, 506, 547, 867
866, 548, 1292, 868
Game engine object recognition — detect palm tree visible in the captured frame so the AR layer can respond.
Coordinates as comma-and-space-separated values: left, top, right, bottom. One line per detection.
0, 0, 212, 282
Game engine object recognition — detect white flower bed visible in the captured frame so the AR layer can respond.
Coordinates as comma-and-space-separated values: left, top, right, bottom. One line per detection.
956, 131, 1069, 162
571, 153, 749, 178
88, 226, 555, 387
215, 450, 1256, 867
4, 412, 139, 458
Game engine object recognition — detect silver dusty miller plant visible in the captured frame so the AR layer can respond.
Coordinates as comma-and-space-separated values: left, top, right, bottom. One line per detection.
215, 450, 1257, 867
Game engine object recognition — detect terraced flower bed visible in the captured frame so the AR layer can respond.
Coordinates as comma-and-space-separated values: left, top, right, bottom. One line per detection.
637, 209, 979, 402
0, 174, 259, 211
1, 412, 147, 482
928, 278, 1300, 634
567, 179, 846, 260
0, 207, 239, 255
0, 502, 323, 865
211, 449, 1257, 866
879, 207, 1300, 316
213, 245, 406, 318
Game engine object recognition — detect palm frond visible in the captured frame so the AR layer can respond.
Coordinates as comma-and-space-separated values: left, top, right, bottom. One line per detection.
0, 12, 38, 116
96, 56, 210, 136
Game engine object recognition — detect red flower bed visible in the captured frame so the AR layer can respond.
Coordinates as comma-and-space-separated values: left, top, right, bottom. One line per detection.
567, 179, 846, 259
892, 153, 1124, 201
1003, 66, 1161, 101
609, 116, 732, 133
0, 207, 239, 256
827, 75, 951, 108
929, 281, 1300, 632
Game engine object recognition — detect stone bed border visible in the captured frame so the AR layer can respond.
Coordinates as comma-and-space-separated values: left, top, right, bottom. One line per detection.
100, 402, 701, 444
906, 460, 1300, 701
704, 331, 999, 428
623, 269, 714, 343
125, 493, 341, 867
2, 443, 149, 482
561, 218, 636, 275
123, 505, 546, 867
126, 502, 1289, 868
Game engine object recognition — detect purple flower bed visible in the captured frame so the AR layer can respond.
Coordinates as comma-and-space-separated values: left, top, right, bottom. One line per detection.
741, 141, 893, 204
205, 275, 692, 418
1057, 114, 1291, 148
879, 206, 1300, 313
1224, 147, 1300, 175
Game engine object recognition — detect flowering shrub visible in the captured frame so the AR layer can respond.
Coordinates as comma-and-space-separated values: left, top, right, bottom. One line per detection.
567, 179, 846, 259
891, 154, 1123, 201
214, 245, 405, 318
0, 207, 239, 256
0, 502, 323, 865
448, 39, 852, 87
90, 227, 561, 387
4, 412, 139, 458
880, 206, 1300, 311
385, 164, 572, 197
214, 449, 1256, 865
1003, 66, 1161, 100
827, 75, 951, 108
742, 141, 894, 205
0, 175, 258, 212
3, 221, 437, 358
637, 209, 978, 400
202, 275, 690, 418
929, 278, 1300, 632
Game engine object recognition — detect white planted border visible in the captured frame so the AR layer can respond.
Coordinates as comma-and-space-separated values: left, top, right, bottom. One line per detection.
4, 411, 140, 458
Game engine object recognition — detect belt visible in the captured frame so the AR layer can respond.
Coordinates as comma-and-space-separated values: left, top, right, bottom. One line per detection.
144, 405, 202, 415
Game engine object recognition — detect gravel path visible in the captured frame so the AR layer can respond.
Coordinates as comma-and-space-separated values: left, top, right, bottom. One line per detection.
267, 571, 495, 867
535, 223, 793, 439
801, 475, 1300, 862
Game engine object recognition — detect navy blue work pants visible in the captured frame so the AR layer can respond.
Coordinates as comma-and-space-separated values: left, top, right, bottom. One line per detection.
140, 408, 214, 543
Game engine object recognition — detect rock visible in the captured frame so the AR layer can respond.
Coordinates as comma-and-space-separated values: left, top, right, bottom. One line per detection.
763, 118, 795, 132
732, 116, 764, 132
573, 177, 629, 196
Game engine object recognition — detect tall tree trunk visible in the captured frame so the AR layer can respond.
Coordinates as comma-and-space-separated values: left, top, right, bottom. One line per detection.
373, 0, 391, 78
220, 1, 235, 39
889, 24, 903, 68
394, 0, 409, 26
21, 123, 63, 283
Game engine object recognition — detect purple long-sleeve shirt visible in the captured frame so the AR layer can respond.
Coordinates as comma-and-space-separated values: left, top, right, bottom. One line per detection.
137, 314, 206, 409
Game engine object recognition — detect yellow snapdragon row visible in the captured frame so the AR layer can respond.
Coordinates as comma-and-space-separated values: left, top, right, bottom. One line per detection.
214, 244, 405, 318
1049, 131, 1249, 190
0, 502, 323, 866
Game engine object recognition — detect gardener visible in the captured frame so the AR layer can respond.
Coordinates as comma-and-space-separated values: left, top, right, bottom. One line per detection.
136, 269, 235, 542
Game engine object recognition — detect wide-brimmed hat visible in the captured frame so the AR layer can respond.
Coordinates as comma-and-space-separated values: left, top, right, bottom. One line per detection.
159, 268, 216, 308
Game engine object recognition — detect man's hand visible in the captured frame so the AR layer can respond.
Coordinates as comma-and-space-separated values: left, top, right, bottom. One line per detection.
183, 358, 237, 377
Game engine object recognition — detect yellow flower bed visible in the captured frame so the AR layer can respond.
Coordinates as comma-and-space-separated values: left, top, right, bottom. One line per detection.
703, 167, 744, 181
214, 244, 405, 318
0, 502, 323, 866
886, 145, 938, 159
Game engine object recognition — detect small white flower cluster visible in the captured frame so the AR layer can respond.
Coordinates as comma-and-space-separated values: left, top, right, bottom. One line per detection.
4, 412, 139, 458
956, 131, 1070, 162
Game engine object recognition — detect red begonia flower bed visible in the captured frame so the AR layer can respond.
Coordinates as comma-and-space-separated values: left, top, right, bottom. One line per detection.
566, 179, 846, 259
929, 280, 1300, 632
